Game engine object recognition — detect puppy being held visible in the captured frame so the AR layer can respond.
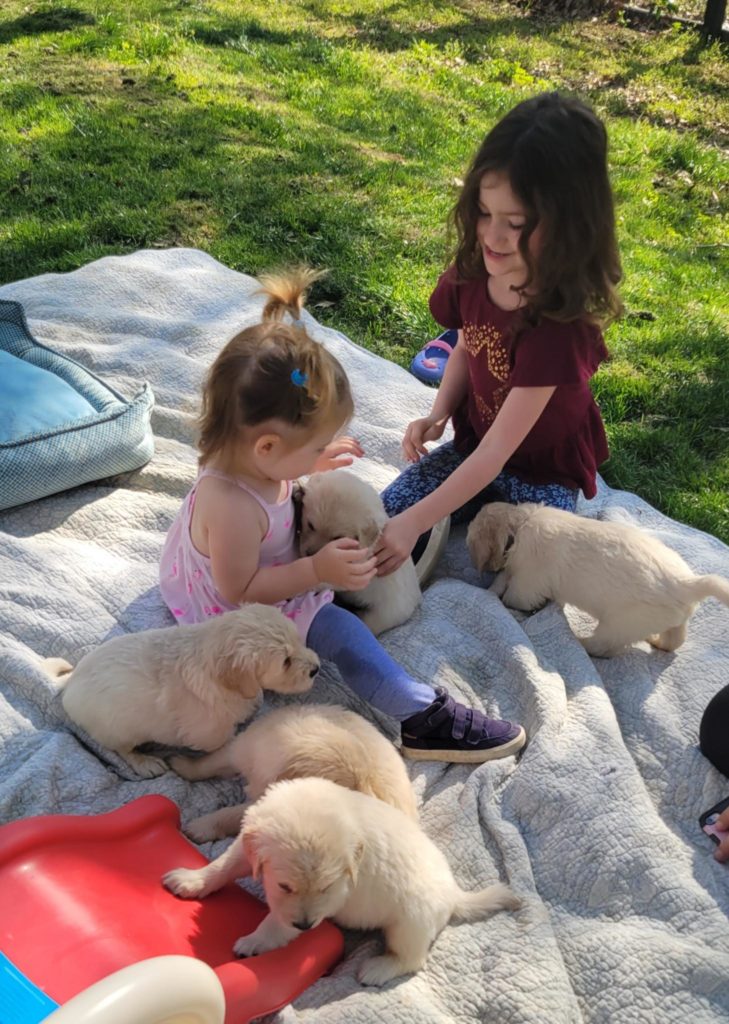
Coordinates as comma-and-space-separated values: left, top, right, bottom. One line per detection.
172, 703, 418, 841
467, 501, 729, 658
164, 777, 519, 986
298, 471, 421, 635
44, 605, 319, 778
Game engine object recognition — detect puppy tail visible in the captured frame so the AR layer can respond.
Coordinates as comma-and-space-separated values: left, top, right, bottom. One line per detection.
451, 882, 521, 924
40, 657, 74, 685
363, 778, 419, 822
689, 574, 729, 607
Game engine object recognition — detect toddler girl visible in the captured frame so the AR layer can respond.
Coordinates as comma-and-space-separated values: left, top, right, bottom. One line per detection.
160, 268, 525, 763
375, 91, 623, 576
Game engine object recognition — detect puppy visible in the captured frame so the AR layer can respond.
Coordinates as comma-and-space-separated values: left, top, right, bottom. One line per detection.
467, 501, 729, 658
164, 777, 519, 986
298, 471, 421, 635
171, 703, 418, 840
44, 605, 319, 777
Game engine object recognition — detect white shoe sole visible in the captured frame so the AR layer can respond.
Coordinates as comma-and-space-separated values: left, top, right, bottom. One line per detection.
401, 726, 527, 763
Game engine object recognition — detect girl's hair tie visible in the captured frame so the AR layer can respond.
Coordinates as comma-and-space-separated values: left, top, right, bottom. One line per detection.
290, 368, 308, 387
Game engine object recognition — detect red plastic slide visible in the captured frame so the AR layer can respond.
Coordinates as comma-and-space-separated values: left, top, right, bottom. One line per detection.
0, 795, 344, 1023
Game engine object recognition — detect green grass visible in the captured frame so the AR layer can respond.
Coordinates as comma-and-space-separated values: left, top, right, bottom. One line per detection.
1, 0, 727, 541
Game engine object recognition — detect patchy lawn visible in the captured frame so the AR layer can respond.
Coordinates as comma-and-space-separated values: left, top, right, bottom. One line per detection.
1, 0, 727, 540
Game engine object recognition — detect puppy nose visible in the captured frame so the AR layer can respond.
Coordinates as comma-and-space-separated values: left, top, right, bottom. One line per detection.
293, 919, 313, 931
309, 665, 319, 678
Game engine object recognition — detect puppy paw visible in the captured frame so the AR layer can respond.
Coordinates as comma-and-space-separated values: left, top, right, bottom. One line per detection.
233, 933, 273, 958
162, 867, 208, 898
357, 954, 410, 987
168, 754, 199, 780
125, 752, 169, 778
184, 816, 218, 843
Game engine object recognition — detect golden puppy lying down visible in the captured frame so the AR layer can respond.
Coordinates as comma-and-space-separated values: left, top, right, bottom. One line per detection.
172, 703, 419, 841
467, 502, 729, 658
164, 777, 519, 986
44, 605, 319, 778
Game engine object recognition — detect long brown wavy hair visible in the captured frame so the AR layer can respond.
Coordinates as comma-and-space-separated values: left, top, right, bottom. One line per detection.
198, 267, 354, 466
451, 92, 623, 326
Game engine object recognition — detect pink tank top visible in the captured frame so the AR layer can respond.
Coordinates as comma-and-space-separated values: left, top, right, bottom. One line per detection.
159, 468, 333, 641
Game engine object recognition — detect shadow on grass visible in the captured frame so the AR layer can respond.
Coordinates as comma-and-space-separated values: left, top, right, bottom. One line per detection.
0, 6, 95, 44
0, 73, 444, 346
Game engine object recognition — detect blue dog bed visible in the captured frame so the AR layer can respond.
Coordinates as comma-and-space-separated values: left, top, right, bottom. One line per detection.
0, 300, 154, 512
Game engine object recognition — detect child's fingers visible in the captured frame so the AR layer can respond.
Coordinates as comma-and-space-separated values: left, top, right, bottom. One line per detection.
330, 537, 361, 553
333, 437, 364, 456
402, 437, 421, 463
376, 554, 402, 577
715, 835, 729, 863
348, 554, 378, 575
717, 806, 729, 829
346, 568, 378, 591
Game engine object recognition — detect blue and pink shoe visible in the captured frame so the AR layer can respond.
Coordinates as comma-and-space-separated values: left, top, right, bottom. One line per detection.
409, 329, 458, 386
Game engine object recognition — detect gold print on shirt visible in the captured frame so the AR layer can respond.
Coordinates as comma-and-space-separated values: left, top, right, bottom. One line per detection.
475, 385, 509, 429
463, 322, 510, 382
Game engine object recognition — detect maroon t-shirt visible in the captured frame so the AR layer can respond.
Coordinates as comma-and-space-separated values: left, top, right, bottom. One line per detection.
430, 266, 609, 499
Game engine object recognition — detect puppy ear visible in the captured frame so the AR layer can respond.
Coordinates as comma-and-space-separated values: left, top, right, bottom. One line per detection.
242, 828, 264, 881
466, 517, 491, 573
358, 517, 381, 549
346, 841, 365, 886
291, 480, 305, 534
217, 647, 261, 698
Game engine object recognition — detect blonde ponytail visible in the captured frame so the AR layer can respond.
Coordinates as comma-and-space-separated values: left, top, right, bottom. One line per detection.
258, 266, 327, 323
198, 266, 353, 465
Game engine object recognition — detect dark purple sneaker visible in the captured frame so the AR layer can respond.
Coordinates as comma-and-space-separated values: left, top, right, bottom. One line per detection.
400, 687, 526, 763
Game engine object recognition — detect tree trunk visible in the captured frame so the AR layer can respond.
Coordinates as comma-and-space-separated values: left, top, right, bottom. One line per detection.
703, 0, 727, 38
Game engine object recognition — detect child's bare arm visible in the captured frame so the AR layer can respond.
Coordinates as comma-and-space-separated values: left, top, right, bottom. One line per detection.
205, 491, 317, 606
376, 385, 556, 575
205, 489, 376, 606
402, 335, 468, 462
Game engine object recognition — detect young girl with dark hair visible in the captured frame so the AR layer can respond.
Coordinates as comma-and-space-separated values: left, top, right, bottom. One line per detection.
375, 92, 623, 575
159, 268, 526, 763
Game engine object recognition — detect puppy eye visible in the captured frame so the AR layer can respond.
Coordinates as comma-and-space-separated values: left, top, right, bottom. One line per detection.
319, 883, 332, 893
283, 656, 292, 668
307, 521, 315, 531
279, 882, 293, 894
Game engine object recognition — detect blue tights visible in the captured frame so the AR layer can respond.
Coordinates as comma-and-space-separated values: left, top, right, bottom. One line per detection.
306, 602, 435, 722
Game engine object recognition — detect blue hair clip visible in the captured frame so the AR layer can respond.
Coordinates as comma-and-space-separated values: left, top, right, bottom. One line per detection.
291, 368, 308, 387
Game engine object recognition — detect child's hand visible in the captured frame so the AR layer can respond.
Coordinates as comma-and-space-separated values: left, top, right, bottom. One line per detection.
373, 512, 420, 576
402, 416, 446, 463
312, 436, 364, 473
715, 806, 729, 863
312, 538, 377, 591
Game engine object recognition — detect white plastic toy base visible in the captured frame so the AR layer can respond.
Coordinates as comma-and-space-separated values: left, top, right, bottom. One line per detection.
43, 955, 226, 1024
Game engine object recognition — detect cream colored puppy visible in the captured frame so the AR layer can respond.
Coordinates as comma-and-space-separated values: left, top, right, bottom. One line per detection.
467, 501, 729, 658
173, 703, 418, 841
45, 605, 319, 778
298, 471, 421, 635
164, 777, 519, 986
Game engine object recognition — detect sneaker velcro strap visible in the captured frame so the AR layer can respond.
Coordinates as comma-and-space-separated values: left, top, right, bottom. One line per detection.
451, 703, 468, 741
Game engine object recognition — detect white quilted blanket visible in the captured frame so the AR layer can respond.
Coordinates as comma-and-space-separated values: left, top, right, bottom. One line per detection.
1, 249, 728, 1024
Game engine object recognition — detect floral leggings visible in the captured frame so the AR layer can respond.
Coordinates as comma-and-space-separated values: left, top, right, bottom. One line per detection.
381, 440, 579, 523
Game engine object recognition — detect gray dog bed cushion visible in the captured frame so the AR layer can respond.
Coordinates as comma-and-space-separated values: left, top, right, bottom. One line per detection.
0, 299, 154, 512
